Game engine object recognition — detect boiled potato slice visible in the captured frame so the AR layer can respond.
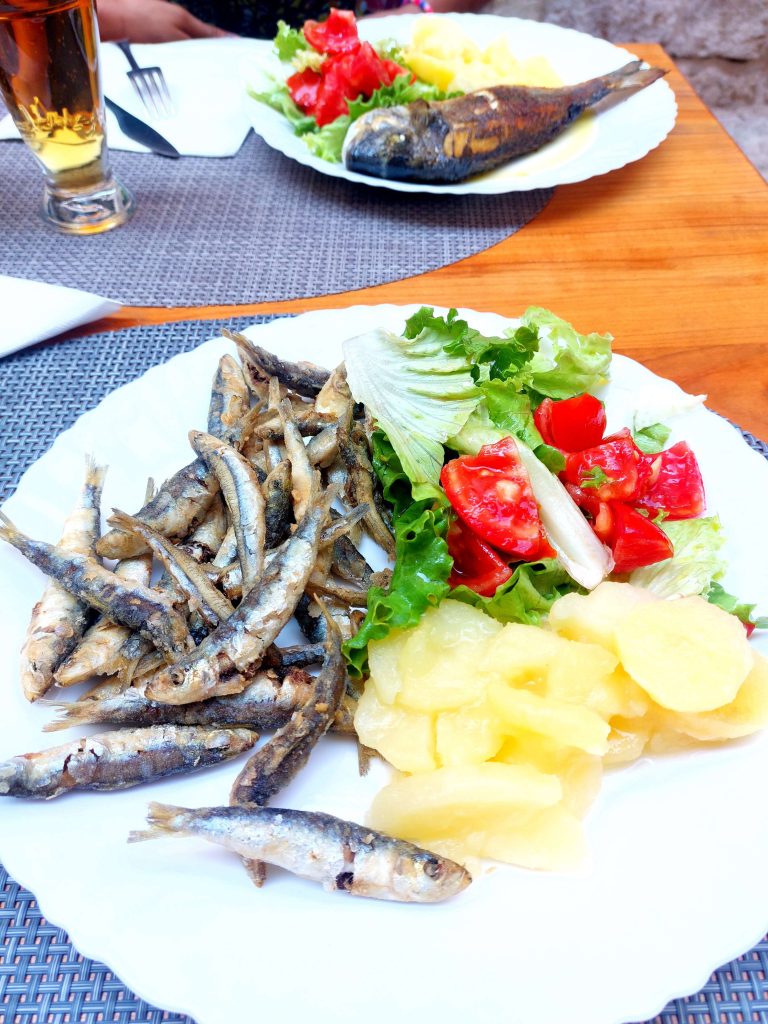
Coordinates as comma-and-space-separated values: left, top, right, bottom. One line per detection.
479, 623, 564, 690
436, 698, 504, 767
354, 684, 436, 773
546, 641, 620, 719
603, 717, 651, 764
368, 628, 408, 706
667, 650, 768, 740
488, 680, 610, 755
403, 51, 456, 92
481, 804, 588, 872
549, 582, 660, 655
496, 732, 602, 818
616, 596, 754, 713
397, 600, 502, 712
367, 761, 561, 840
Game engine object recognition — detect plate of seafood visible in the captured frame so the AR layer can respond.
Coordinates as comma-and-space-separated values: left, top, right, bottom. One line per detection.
1, 304, 767, 1024
242, 12, 677, 193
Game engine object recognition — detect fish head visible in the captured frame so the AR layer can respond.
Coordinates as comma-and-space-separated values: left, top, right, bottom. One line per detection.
145, 658, 225, 706
391, 847, 472, 903
342, 102, 435, 181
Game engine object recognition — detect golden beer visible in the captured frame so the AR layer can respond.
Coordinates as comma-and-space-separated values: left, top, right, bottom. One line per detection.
0, 0, 134, 233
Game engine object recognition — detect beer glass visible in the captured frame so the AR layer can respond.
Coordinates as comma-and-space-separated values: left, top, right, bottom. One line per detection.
0, 0, 135, 234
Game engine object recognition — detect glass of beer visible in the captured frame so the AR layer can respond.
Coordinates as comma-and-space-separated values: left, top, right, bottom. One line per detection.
0, 0, 135, 234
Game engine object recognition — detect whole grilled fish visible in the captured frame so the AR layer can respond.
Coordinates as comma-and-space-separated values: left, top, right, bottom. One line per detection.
343, 61, 667, 184
129, 802, 471, 903
20, 456, 107, 701
0, 726, 257, 799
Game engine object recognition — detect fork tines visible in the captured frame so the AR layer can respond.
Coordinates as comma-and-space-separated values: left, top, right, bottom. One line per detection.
128, 66, 175, 121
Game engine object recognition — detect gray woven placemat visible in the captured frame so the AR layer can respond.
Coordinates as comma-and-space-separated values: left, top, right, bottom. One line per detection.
1, 318, 768, 1024
0, 121, 553, 308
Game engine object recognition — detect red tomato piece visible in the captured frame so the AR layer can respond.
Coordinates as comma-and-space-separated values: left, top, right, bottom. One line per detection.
287, 68, 322, 114
303, 8, 359, 55
312, 57, 360, 126
441, 436, 544, 561
340, 42, 391, 98
547, 393, 606, 452
633, 441, 705, 520
564, 482, 614, 544
610, 503, 673, 574
533, 398, 555, 446
447, 518, 512, 597
383, 59, 414, 85
563, 430, 648, 503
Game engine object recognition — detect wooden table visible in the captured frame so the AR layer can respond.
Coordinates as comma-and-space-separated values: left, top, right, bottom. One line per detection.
62, 44, 768, 440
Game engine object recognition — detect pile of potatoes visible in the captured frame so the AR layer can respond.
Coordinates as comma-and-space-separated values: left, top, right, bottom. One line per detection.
355, 583, 768, 872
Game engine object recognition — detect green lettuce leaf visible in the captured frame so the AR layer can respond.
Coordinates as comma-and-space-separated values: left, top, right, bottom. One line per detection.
706, 582, 768, 631
521, 307, 612, 400
450, 560, 582, 626
343, 498, 452, 677
477, 381, 543, 450
303, 115, 350, 161
344, 311, 481, 501
247, 77, 316, 135
274, 20, 307, 61
371, 429, 412, 519
633, 422, 671, 455
629, 516, 727, 598
347, 73, 460, 122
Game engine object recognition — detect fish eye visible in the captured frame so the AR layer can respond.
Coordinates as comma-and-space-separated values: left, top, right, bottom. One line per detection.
423, 857, 442, 878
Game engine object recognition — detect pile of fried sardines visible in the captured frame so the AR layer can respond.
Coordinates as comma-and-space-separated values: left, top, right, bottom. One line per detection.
0, 332, 471, 903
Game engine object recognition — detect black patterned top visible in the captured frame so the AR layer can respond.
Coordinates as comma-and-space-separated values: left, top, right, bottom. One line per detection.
172, 0, 364, 37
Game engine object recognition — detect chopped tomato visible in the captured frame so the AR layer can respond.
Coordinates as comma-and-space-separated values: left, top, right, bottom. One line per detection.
335, 42, 392, 98
546, 393, 606, 452
563, 429, 649, 503
633, 441, 705, 520
303, 8, 358, 55
383, 59, 413, 85
286, 68, 322, 114
447, 518, 512, 597
440, 436, 545, 561
564, 482, 614, 544
312, 57, 360, 126
533, 398, 555, 446
610, 503, 673, 574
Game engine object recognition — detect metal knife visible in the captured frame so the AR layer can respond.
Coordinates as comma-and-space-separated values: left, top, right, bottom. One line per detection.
104, 96, 180, 159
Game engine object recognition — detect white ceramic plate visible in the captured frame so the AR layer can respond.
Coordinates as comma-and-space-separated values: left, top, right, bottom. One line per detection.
242, 14, 677, 195
1, 305, 767, 1024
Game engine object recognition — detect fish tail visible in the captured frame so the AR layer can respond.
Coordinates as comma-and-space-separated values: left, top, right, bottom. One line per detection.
0, 510, 25, 546
40, 700, 92, 732
127, 802, 191, 843
603, 60, 667, 93
144, 478, 157, 505
83, 453, 109, 491
107, 509, 142, 535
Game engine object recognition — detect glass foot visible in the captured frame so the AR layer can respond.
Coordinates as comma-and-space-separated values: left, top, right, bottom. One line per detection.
40, 175, 135, 236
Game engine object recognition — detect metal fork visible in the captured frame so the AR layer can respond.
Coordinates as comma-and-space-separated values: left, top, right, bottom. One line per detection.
115, 39, 175, 120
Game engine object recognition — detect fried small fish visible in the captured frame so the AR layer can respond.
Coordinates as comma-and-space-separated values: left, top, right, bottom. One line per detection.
20, 456, 107, 701
207, 354, 250, 447
263, 460, 293, 550
179, 493, 229, 563
227, 330, 330, 397
145, 478, 337, 704
314, 363, 350, 420
0, 513, 194, 663
107, 510, 234, 629
343, 61, 667, 183
337, 402, 396, 558
278, 399, 314, 525
96, 458, 219, 560
305, 424, 339, 468
0, 726, 257, 799
42, 668, 318, 732
190, 431, 266, 599
230, 600, 346, 808
129, 803, 471, 903
54, 549, 153, 687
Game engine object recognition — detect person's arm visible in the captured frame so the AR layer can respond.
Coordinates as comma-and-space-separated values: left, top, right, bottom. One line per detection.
96, 0, 231, 43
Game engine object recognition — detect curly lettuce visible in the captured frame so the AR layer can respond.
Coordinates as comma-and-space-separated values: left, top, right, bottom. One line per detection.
522, 307, 612, 401
629, 516, 727, 598
450, 560, 582, 626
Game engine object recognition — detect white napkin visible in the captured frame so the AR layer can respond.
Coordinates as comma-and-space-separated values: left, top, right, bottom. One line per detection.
0, 276, 121, 357
0, 37, 271, 158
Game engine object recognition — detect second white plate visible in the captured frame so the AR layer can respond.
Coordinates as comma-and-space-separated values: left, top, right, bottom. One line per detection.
242, 14, 677, 195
